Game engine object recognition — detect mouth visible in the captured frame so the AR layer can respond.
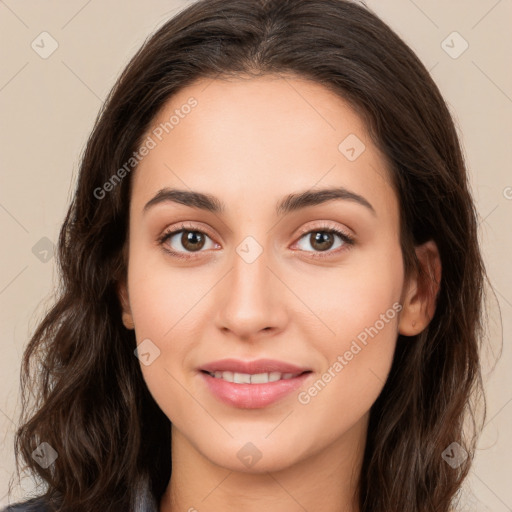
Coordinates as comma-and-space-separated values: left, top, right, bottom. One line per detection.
200, 369, 312, 384
199, 357, 312, 376
197, 359, 313, 408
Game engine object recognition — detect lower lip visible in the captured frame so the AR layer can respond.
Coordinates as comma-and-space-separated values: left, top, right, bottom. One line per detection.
200, 371, 312, 409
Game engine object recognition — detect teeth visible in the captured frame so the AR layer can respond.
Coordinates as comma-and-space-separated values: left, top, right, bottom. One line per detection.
209, 371, 300, 383
219, 371, 233, 382
234, 372, 251, 384
268, 371, 281, 382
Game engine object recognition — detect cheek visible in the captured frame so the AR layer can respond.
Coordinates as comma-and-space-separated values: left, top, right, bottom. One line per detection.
126, 248, 214, 404
293, 241, 404, 345
294, 244, 403, 404
127, 259, 205, 422
293, 290, 401, 451
126, 236, 212, 337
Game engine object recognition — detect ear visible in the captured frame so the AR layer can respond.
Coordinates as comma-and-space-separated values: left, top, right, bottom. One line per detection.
398, 240, 442, 336
117, 279, 135, 330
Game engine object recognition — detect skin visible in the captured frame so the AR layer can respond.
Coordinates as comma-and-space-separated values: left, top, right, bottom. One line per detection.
118, 74, 441, 512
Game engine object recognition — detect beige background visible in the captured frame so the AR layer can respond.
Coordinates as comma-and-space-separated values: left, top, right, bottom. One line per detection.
0, 0, 510, 509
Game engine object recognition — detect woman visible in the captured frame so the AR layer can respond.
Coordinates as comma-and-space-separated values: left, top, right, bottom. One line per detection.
4, 0, 487, 510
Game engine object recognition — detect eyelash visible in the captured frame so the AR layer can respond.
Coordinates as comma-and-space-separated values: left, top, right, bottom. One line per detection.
157, 222, 355, 260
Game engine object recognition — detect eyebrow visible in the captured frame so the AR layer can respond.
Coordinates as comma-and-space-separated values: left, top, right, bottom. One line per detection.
143, 186, 376, 216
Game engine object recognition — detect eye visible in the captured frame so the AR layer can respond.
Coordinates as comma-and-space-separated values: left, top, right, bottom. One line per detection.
158, 223, 218, 259
158, 222, 355, 260
293, 224, 355, 257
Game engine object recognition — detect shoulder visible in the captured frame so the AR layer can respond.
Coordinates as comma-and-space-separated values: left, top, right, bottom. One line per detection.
1, 496, 49, 511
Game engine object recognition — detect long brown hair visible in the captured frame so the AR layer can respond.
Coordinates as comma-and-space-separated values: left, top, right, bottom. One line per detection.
10, 1, 487, 510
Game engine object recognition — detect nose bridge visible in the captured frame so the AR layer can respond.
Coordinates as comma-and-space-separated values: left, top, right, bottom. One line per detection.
233, 234, 270, 296
215, 233, 286, 337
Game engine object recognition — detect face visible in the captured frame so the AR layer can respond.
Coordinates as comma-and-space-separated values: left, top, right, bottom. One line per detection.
119, 74, 410, 474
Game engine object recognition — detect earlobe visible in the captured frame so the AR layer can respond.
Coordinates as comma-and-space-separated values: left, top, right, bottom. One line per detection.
117, 281, 135, 330
122, 311, 135, 330
398, 240, 442, 336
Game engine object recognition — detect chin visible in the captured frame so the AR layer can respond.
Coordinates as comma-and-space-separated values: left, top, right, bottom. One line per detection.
196, 433, 310, 474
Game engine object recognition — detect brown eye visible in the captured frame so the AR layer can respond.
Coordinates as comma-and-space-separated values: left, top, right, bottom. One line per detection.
295, 228, 351, 254
180, 231, 206, 252
160, 227, 217, 256
309, 231, 336, 252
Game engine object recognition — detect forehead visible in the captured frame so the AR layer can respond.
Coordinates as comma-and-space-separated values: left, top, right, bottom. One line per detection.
131, 74, 397, 223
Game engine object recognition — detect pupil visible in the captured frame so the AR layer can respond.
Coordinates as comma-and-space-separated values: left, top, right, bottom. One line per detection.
182, 231, 205, 251
312, 231, 333, 251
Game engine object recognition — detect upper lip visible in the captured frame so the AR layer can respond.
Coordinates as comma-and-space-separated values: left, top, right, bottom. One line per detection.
199, 358, 311, 375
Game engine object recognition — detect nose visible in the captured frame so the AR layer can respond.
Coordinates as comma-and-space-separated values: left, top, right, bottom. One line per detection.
214, 243, 288, 341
